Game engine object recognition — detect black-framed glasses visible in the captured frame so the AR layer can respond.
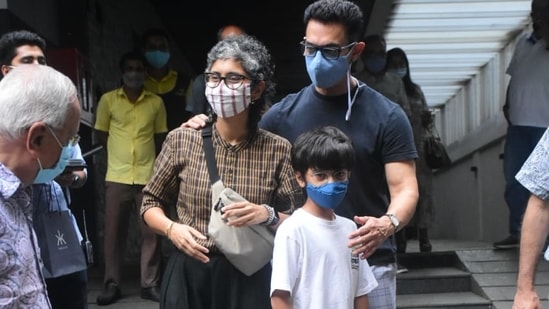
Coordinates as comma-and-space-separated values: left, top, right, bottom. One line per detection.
300, 40, 357, 60
204, 72, 251, 90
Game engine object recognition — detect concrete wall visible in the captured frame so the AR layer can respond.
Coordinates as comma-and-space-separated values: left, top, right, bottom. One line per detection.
431, 137, 508, 242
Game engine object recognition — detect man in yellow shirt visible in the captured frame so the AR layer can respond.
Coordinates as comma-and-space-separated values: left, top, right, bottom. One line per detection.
94, 51, 167, 305
142, 28, 193, 131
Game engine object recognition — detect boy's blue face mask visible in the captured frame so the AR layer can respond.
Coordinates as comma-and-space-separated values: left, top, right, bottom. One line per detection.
306, 180, 349, 210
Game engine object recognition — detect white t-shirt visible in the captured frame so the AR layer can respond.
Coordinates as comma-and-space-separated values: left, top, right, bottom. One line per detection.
506, 35, 549, 127
271, 208, 378, 309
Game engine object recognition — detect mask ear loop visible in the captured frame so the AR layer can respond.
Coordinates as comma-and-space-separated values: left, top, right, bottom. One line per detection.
345, 73, 362, 121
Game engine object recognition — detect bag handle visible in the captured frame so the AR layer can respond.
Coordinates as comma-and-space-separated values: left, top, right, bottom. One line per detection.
201, 125, 220, 185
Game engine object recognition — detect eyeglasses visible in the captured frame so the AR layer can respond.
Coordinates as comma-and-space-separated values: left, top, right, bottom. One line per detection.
204, 72, 251, 90
300, 40, 357, 60
47, 125, 80, 148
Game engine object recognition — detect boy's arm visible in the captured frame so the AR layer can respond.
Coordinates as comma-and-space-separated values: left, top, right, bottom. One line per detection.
271, 290, 292, 309
354, 295, 369, 309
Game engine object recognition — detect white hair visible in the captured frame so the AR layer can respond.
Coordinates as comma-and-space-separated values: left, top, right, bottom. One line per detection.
0, 65, 77, 140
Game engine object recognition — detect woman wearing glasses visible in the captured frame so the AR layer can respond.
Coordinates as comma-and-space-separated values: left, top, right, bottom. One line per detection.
140, 34, 304, 309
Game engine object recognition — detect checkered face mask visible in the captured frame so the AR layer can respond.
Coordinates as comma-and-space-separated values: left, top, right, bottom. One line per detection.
205, 82, 252, 118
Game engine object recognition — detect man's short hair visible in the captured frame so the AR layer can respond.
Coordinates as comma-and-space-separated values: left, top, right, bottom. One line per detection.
0, 30, 46, 66
141, 28, 170, 45
0, 65, 77, 140
303, 0, 365, 43
118, 51, 146, 71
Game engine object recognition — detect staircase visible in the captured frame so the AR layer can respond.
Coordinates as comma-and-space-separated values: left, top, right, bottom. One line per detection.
396, 251, 492, 308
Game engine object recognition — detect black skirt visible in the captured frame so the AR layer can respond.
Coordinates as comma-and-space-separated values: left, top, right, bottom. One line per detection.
160, 250, 272, 309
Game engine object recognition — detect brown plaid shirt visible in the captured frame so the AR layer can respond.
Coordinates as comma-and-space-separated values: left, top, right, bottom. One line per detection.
141, 126, 304, 251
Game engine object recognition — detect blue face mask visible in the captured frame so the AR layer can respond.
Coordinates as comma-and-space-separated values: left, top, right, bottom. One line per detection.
389, 68, 408, 78
33, 144, 73, 184
306, 180, 349, 210
305, 52, 350, 88
33, 126, 74, 184
365, 55, 386, 73
145, 50, 170, 69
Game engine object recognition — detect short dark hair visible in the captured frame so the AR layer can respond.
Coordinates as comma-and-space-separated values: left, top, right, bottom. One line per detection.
141, 28, 170, 45
118, 51, 145, 71
364, 34, 386, 49
291, 126, 355, 176
0, 30, 46, 66
216, 24, 246, 41
303, 0, 364, 43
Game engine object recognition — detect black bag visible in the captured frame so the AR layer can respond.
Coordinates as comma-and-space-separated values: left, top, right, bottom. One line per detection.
423, 124, 452, 169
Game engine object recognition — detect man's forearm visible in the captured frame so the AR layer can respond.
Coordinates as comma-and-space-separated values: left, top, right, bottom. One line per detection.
516, 195, 549, 291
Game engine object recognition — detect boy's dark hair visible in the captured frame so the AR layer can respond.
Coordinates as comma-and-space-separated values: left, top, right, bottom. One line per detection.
303, 0, 365, 43
118, 51, 146, 71
291, 126, 355, 176
0, 30, 46, 66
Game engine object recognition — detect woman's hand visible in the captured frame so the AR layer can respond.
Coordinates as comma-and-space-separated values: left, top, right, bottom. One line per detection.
221, 201, 269, 227
168, 223, 210, 263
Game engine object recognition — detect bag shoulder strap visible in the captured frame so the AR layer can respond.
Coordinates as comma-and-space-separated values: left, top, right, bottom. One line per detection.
201, 125, 220, 185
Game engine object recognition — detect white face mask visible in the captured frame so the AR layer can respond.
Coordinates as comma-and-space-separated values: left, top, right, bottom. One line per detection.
122, 71, 145, 89
205, 82, 252, 118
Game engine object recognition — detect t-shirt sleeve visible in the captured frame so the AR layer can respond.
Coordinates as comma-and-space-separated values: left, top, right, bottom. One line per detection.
382, 106, 418, 163
356, 256, 378, 297
270, 220, 300, 296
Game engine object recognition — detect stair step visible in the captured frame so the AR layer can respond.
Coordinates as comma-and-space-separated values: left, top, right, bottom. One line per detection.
397, 267, 472, 294
397, 292, 492, 309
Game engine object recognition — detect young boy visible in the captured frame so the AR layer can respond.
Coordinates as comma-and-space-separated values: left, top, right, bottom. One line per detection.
270, 126, 378, 309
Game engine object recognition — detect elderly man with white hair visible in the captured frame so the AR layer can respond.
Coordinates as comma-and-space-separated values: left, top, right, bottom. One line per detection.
0, 64, 81, 308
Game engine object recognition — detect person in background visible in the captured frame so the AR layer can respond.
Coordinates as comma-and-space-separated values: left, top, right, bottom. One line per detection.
94, 51, 167, 305
182, 1, 419, 307
354, 34, 412, 119
512, 127, 549, 309
271, 126, 378, 309
386, 47, 434, 255
0, 64, 81, 308
0, 29, 89, 308
185, 24, 246, 116
0, 29, 46, 76
141, 34, 303, 309
142, 28, 193, 131
495, 0, 549, 250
